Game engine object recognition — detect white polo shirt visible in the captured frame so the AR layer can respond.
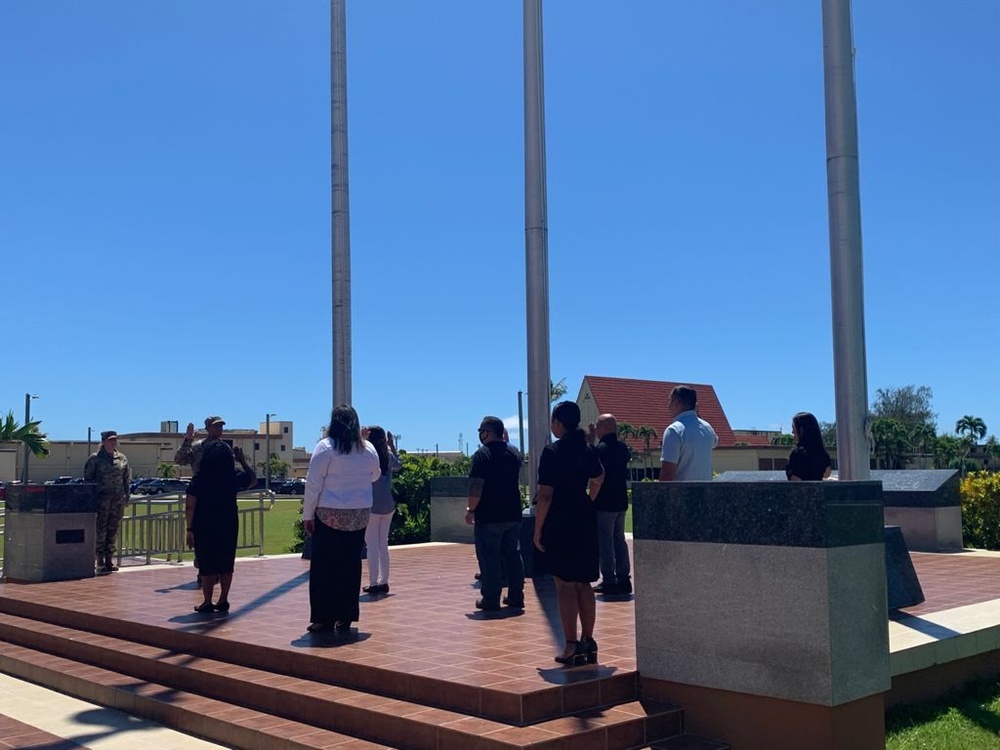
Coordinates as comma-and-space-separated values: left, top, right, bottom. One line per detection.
660, 410, 718, 480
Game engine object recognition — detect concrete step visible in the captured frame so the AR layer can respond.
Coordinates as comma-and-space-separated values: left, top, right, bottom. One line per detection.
0, 611, 684, 749
0, 595, 637, 726
0, 639, 391, 750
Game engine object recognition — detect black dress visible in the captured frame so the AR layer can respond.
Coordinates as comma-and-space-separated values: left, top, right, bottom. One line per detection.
785, 445, 831, 481
537, 432, 604, 583
189, 464, 254, 576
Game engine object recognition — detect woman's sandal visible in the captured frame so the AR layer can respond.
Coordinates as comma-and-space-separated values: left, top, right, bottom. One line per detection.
554, 640, 584, 666
215, 601, 230, 613
193, 602, 215, 614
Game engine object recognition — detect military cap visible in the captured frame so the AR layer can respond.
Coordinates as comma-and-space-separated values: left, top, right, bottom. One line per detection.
100, 430, 118, 441
204, 416, 226, 428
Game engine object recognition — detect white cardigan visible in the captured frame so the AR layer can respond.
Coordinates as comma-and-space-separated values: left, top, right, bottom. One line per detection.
302, 438, 381, 521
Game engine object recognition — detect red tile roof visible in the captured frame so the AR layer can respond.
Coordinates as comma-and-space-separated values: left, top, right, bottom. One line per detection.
579, 375, 737, 450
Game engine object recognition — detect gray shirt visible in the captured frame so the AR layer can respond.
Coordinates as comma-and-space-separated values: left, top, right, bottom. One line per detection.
660, 410, 718, 480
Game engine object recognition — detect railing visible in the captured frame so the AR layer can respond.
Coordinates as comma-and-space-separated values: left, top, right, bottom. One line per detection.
116, 490, 275, 567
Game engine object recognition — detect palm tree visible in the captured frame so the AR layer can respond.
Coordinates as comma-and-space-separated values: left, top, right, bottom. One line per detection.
955, 416, 988, 476
636, 425, 658, 477
771, 433, 795, 446
956, 415, 987, 445
0, 410, 49, 458
871, 417, 910, 469
549, 378, 568, 403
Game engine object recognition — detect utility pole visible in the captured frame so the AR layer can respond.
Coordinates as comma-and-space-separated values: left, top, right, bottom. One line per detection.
523, 0, 552, 500
331, 0, 353, 407
822, 0, 870, 480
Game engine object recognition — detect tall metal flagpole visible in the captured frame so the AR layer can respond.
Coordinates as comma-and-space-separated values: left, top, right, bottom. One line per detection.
822, 0, 870, 480
331, 0, 352, 407
524, 0, 551, 499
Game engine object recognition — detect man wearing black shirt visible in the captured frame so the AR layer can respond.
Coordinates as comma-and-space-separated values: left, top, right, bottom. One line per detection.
591, 414, 633, 595
466, 416, 525, 611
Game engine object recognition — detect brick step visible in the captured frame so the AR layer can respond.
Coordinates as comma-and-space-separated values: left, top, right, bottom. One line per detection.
0, 640, 392, 750
0, 611, 684, 750
0, 596, 636, 725
650, 736, 731, 749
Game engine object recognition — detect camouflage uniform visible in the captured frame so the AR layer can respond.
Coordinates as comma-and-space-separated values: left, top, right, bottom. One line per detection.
174, 436, 231, 477
84, 447, 131, 560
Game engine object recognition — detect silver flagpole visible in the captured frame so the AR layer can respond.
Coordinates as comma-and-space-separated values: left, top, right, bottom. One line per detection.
822, 0, 870, 480
524, 0, 551, 499
331, 0, 352, 407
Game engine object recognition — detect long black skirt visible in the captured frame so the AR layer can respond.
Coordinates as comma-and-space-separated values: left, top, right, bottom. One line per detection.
309, 519, 366, 626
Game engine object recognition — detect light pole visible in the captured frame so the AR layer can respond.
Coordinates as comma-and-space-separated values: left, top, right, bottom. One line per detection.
265, 413, 277, 493
22, 393, 39, 484
87, 427, 92, 458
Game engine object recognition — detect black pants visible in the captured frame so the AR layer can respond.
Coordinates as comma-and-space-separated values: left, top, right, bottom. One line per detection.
309, 520, 365, 625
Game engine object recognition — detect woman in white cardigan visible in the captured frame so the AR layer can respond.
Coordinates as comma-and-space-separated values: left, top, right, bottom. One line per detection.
303, 405, 380, 634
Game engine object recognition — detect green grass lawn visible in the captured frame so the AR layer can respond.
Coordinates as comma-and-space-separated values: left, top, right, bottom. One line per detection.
237, 499, 301, 557
886, 679, 1000, 749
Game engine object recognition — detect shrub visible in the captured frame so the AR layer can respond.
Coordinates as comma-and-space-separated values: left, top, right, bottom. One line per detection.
960, 471, 1000, 549
287, 452, 473, 552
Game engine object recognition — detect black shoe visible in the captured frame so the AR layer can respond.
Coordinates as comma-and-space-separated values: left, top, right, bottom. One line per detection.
593, 581, 619, 595
193, 602, 215, 614
335, 622, 353, 635
475, 599, 502, 612
215, 600, 230, 613
502, 596, 524, 609
580, 636, 599, 664
362, 584, 375, 593
474, 572, 482, 581
554, 641, 586, 666
377, 583, 389, 594
618, 578, 633, 595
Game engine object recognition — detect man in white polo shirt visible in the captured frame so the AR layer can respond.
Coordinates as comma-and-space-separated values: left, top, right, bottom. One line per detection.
659, 385, 718, 481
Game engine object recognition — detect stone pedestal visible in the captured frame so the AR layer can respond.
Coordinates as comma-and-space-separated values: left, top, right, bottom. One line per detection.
3, 484, 99, 582
429, 477, 474, 543
632, 480, 889, 750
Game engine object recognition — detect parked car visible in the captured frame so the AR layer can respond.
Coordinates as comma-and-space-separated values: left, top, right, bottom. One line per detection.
279, 478, 306, 495
135, 478, 189, 496
130, 478, 156, 493
44, 476, 76, 485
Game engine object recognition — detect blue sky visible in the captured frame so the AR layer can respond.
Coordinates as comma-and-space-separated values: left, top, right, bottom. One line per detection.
2, 1, 998, 455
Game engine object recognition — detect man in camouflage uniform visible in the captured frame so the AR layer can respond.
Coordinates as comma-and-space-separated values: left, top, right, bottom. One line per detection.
84, 430, 132, 573
174, 416, 232, 476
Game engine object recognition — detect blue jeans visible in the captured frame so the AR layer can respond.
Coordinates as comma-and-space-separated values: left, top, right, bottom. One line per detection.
596, 510, 630, 585
474, 520, 524, 607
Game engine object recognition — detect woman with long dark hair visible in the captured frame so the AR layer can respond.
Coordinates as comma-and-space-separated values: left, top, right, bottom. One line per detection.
786, 411, 832, 481
185, 441, 256, 613
303, 405, 381, 634
362, 426, 401, 595
533, 401, 605, 665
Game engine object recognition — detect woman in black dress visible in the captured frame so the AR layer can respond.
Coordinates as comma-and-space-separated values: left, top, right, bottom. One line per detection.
185, 441, 256, 613
786, 412, 832, 481
533, 401, 604, 666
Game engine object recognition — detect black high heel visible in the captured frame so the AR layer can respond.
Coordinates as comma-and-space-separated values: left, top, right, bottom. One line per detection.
554, 641, 585, 666
580, 636, 598, 664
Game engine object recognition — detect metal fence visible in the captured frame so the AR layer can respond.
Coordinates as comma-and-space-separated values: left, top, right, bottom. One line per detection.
0, 491, 275, 571
116, 490, 275, 566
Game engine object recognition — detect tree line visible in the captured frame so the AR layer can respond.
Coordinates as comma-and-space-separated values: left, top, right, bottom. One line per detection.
771, 385, 998, 472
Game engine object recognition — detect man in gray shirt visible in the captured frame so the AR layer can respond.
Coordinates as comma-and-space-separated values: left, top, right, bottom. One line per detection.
659, 385, 718, 481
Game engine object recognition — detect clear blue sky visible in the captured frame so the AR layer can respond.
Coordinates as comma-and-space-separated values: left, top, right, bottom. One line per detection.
3, 1, 998, 454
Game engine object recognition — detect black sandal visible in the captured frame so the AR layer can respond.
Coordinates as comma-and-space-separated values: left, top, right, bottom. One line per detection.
215, 601, 230, 613
193, 602, 215, 613
554, 640, 583, 665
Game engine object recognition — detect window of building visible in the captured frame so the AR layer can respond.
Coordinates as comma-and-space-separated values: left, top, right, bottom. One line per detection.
254, 442, 260, 451
281, 445, 286, 452
283, 426, 289, 434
